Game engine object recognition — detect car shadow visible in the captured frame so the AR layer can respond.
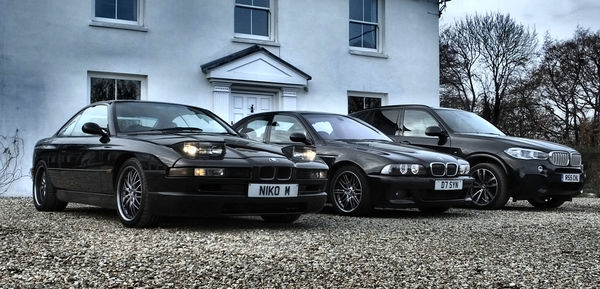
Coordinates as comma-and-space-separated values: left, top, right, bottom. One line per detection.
319, 205, 470, 220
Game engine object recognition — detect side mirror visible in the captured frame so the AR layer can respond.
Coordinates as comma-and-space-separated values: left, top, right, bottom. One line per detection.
425, 126, 444, 137
289, 132, 312, 145
82, 122, 110, 143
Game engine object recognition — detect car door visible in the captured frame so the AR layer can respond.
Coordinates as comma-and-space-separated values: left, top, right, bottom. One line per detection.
394, 108, 459, 156
56, 105, 112, 194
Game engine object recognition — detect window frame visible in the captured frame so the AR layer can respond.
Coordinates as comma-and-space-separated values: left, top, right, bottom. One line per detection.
88, 72, 147, 104
400, 108, 441, 138
56, 104, 110, 137
91, 0, 145, 28
348, 0, 385, 55
234, 0, 277, 43
347, 91, 387, 114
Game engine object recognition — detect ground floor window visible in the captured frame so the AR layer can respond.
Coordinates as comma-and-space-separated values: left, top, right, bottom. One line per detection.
89, 72, 146, 103
348, 93, 384, 114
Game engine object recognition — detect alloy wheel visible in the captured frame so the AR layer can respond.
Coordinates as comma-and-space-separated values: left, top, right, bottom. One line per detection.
117, 167, 143, 221
34, 168, 48, 206
333, 171, 363, 213
471, 168, 498, 206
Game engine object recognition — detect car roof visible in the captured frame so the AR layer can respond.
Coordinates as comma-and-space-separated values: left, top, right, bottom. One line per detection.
350, 104, 461, 113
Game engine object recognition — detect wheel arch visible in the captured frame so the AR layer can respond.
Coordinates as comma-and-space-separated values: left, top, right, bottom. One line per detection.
466, 153, 510, 175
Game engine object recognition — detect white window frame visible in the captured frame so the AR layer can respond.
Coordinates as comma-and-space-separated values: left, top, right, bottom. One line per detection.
234, 0, 277, 43
347, 91, 387, 114
88, 71, 147, 104
349, 0, 385, 55
91, 0, 145, 28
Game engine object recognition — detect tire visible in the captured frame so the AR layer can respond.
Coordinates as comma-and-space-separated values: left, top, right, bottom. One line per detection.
116, 158, 159, 228
32, 161, 68, 211
329, 165, 372, 216
470, 163, 509, 210
527, 197, 566, 209
261, 214, 301, 223
418, 207, 450, 215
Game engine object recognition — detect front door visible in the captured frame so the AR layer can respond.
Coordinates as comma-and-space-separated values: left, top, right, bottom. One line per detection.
230, 93, 273, 124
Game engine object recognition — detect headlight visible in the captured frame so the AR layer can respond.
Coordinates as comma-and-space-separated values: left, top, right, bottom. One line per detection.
381, 164, 426, 176
459, 162, 470, 175
292, 146, 317, 162
174, 142, 225, 159
504, 148, 548, 160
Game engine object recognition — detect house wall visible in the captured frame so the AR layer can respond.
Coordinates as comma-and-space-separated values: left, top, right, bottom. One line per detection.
0, 0, 440, 195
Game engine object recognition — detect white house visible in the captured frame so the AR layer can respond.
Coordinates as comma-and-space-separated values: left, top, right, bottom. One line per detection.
0, 0, 442, 195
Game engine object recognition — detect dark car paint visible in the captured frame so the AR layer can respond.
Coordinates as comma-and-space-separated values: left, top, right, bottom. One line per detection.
233, 111, 474, 209
33, 101, 328, 215
351, 105, 585, 200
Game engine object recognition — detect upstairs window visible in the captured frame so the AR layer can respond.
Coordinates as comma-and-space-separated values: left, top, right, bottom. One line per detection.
93, 0, 142, 25
235, 0, 272, 40
349, 0, 381, 50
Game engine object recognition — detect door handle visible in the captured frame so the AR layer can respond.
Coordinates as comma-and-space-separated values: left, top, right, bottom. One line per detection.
401, 141, 410, 144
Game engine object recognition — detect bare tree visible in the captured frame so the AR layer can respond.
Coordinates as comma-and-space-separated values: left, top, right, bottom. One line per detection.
0, 129, 25, 194
440, 13, 538, 129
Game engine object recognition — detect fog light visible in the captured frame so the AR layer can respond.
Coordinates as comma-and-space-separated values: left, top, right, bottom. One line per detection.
194, 168, 224, 177
537, 165, 544, 173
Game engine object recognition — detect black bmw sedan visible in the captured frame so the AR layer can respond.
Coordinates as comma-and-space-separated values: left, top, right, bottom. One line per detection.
32, 101, 328, 227
233, 112, 474, 216
351, 105, 585, 209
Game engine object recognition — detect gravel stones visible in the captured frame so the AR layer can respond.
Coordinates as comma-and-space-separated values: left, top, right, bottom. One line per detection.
1, 197, 599, 288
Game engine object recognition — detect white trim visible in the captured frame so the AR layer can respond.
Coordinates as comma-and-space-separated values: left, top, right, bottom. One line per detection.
91, 0, 145, 28
87, 71, 147, 103
234, 0, 277, 42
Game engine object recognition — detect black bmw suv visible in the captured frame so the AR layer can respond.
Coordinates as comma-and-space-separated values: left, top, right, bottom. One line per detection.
352, 105, 585, 209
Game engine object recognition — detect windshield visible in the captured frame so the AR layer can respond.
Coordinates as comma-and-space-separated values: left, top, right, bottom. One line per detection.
114, 102, 232, 134
435, 109, 505, 135
303, 114, 391, 141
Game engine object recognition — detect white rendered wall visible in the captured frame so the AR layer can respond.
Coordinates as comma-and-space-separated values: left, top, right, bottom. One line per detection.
0, 0, 439, 195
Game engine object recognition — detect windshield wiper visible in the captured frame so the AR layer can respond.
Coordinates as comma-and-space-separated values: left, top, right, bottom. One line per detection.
151, 127, 204, 133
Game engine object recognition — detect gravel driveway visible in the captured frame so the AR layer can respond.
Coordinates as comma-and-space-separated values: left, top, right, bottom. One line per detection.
1, 197, 599, 288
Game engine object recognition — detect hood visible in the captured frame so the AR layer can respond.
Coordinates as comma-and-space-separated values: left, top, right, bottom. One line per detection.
329, 140, 464, 163
125, 133, 286, 159
458, 133, 577, 152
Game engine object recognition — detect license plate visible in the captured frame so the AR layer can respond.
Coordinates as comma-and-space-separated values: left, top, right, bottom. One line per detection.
434, 179, 463, 190
248, 184, 298, 198
561, 174, 580, 183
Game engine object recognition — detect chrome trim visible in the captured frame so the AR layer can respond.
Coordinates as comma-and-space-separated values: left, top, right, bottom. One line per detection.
446, 162, 458, 177
549, 151, 569, 166
430, 162, 446, 177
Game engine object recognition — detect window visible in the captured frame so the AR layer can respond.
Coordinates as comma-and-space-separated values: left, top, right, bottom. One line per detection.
402, 110, 440, 138
371, 109, 400, 136
304, 114, 390, 141
234, 0, 273, 40
349, 0, 382, 50
348, 95, 381, 114
269, 115, 308, 144
89, 73, 146, 103
93, 0, 143, 26
234, 116, 271, 142
59, 105, 109, 137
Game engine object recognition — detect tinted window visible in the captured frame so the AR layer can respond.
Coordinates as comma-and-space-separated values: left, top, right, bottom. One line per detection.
269, 115, 308, 144
372, 109, 400, 136
114, 102, 230, 134
69, 105, 109, 137
303, 114, 390, 141
57, 114, 82, 136
237, 117, 270, 141
402, 110, 439, 138
436, 109, 505, 135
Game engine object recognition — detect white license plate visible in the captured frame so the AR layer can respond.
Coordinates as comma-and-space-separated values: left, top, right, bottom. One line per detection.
561, 174, 580, 183
434, 179, 463, 190
248, 184, 298, 198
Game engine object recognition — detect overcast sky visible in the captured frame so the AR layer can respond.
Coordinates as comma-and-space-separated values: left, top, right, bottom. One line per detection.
440, 0, 600, 41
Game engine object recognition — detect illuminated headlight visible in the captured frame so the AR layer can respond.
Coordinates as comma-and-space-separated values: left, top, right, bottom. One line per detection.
194, 168, 224, 177
174, 142, 225, 159
504, 148, 548, 160
381, 164, 425, 176
293, 146, 317, 162
459, 162, 470, 175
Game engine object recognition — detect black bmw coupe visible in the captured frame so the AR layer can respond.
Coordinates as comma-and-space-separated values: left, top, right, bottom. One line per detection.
233, 112, 474, 216
32, 101, 328, 227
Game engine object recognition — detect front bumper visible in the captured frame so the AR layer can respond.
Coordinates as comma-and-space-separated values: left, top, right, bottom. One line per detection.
144, 170, 328, 216
509, 163, 585, 200
368, 175, 474, 208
